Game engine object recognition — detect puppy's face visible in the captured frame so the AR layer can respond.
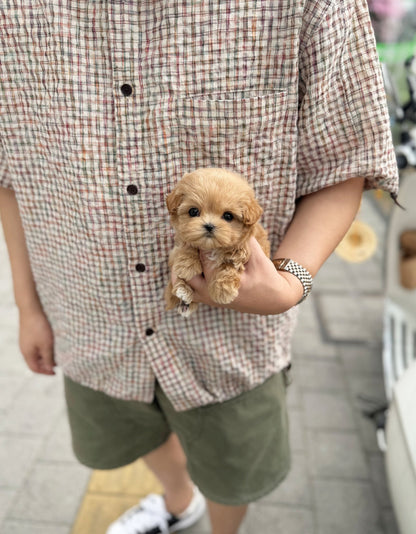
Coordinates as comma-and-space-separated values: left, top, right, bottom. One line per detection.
166, 169, 263, 250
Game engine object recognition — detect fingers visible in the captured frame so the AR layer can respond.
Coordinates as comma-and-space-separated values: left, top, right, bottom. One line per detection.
245, 236, 268, 264
18, 310, 56, 375
199, 250, 216, 279
248, 235, 264, 254
187, 273, 212, 304
171, 242, 263, 307
41, 342, 56, 374
22, 343, 55, 376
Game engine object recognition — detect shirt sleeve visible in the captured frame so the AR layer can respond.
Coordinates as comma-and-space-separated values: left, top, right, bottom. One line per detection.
0, 146, 13, 190
296, 0, 399, 199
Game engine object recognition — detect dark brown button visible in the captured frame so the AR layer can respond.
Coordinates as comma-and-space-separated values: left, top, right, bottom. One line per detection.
127, 184, 138, 195
121, 83, 133, 96
145, 328, 154, 336
135, 263, 146, 273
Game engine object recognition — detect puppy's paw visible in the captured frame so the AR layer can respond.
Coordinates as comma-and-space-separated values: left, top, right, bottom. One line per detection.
177, 301, 198, 317
173, 280, 194, 304
165, 282, 181, 310
209, 280, 240, 304
174, 258, 202, 282
208, 266, 242, 304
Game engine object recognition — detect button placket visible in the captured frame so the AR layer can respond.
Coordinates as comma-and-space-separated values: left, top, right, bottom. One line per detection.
108, 0, 148, 328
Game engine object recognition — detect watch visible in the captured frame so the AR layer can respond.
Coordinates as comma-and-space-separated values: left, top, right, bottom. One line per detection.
272, 258, 313, 304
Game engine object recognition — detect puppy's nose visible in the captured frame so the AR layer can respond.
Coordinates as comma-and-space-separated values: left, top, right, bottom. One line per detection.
204, 223, 215, 233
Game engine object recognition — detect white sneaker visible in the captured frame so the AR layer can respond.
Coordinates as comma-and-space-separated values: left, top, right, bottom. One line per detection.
106, 486, 206, 534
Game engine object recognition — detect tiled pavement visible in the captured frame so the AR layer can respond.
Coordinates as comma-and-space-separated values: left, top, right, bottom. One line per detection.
0, 190, 400, 534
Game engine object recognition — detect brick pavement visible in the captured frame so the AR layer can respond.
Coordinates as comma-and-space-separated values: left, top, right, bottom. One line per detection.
0, 191, 400, 534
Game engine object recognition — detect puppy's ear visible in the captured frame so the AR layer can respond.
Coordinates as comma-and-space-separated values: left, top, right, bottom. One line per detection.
241, 196, 263, 226
166, 186, 184, 215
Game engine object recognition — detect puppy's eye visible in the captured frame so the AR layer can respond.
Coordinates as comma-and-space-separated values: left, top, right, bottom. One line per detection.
188, 207, 200, 217
222, 211, 234, 222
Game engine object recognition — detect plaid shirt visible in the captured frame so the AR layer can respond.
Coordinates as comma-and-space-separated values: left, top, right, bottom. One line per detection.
0, 0, 398, 410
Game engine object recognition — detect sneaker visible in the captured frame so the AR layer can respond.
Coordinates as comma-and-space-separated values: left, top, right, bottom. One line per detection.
106, 486, 206, 534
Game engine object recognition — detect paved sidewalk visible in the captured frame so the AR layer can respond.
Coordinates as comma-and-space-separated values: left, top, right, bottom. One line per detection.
0, 191, 400, 534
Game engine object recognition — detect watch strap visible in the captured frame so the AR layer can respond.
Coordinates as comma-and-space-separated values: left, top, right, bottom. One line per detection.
272, 258, 313, 304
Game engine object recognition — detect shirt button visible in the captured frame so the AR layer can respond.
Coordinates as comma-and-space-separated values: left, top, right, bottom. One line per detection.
135, 263, 146, 273
127, 184, 138, 195
121, 83, 133, 96
145, 328, 154, 336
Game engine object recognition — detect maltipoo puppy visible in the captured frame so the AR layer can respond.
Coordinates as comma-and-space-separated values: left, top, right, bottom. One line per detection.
165, 168, 270, 316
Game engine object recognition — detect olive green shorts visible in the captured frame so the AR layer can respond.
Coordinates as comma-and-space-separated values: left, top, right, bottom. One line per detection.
64, 371, 291, 506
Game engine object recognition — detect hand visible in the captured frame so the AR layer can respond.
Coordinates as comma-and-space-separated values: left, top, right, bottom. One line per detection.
18, 307, 56, 375
186, 237, 304, 315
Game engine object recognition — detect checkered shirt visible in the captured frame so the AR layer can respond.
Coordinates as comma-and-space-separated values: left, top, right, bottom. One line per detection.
0, 0, 398, 410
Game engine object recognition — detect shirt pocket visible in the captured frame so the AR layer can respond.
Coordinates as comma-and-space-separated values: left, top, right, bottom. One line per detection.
168, 91, 288, 203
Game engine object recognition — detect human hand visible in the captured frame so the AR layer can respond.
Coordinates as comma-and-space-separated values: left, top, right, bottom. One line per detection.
186, 236, 304, 315
18, 307, 56, 375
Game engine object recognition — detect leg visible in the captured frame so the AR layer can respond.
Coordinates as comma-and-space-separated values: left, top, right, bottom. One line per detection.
142, 433, 195, 515
207, 500, 248, 534
106, 432, 206, 534
156, 373, 290, 534
143, 433, 248, 533
208, 264, 242, 304
165, 279, 199, 316
164, 280, 181, 310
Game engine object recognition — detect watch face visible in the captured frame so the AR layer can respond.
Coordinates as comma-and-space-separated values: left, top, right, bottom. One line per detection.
273, 258, 290, 270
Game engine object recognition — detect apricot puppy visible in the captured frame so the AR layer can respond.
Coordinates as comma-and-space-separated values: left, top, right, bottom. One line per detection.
165, 168, 270, 316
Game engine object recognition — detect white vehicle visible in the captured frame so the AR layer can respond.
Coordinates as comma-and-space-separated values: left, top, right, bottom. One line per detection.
383, 173, 416, 534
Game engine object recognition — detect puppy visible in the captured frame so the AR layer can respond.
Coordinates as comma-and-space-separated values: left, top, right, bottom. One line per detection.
165, 168, 270, 316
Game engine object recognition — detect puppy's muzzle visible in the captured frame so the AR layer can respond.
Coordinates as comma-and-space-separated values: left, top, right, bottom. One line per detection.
203, 223, 216, 235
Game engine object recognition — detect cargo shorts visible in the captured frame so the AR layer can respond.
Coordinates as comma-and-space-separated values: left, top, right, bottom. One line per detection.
64, 370, 291, 506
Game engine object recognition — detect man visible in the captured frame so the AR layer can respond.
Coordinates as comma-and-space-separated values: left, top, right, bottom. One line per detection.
0, 1, 398, 533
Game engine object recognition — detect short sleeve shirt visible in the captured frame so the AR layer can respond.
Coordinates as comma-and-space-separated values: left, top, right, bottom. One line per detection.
0, 0, 398, 410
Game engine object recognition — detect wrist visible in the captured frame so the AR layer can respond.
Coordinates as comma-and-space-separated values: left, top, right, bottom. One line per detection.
255, 268, 303, 315
17, 296, 43, 317
275, 270, 304, 307
272, 258, 313, 304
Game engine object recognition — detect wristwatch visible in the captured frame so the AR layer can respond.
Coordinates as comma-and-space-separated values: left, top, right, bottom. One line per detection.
272, 258, 313, 304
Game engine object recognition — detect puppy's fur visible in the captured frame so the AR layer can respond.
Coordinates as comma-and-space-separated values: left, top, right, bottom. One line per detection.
165, 168, 270, 316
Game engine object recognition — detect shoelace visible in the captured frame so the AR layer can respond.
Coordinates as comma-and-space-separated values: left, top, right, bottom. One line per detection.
119, 494, 171, 534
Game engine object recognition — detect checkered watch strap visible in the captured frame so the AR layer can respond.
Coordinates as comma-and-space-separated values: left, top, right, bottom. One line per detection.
272, 258, 313, 304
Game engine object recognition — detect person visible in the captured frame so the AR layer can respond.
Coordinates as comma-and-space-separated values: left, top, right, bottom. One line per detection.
0, 1, 398, 533
368, 0, 405, 43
